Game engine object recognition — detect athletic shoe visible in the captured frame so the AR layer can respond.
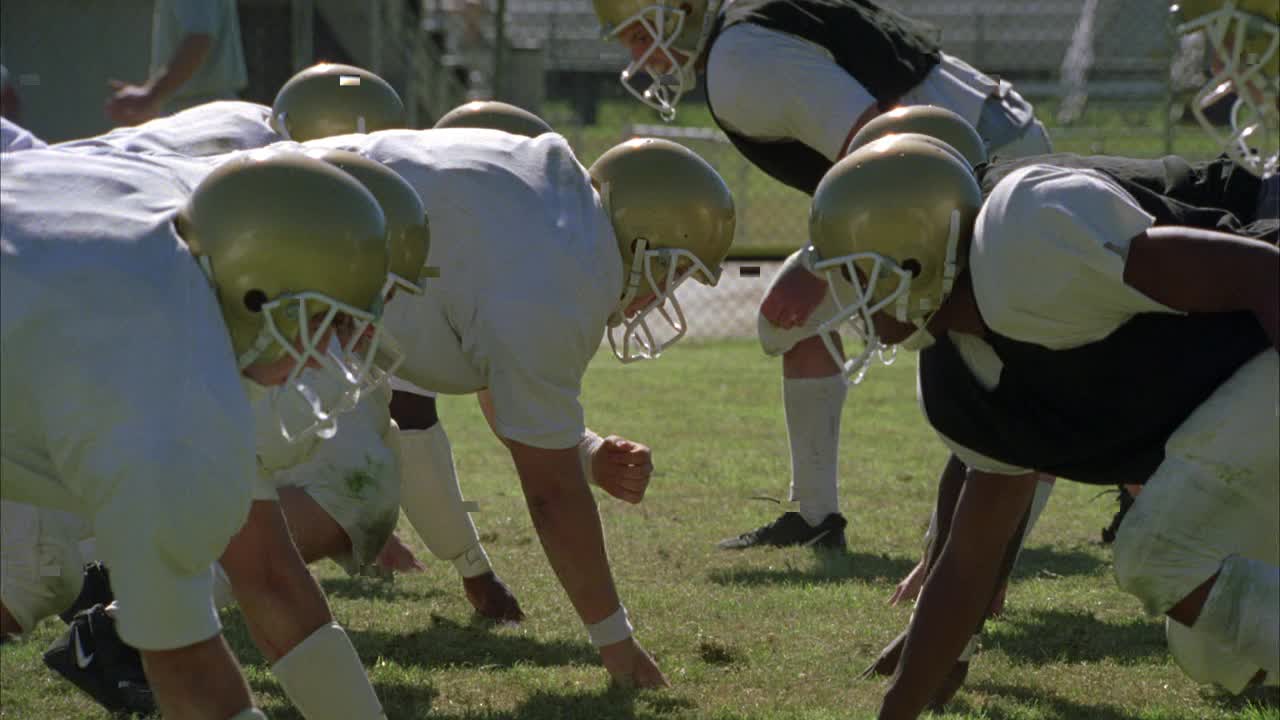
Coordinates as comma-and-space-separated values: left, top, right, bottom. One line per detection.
43, 604, 154, 716
58, 562, 115, 624
717, 512, 847, 550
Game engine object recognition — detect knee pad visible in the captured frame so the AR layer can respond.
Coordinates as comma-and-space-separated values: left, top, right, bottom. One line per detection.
0, 501, 91, 631
398, 424, 490, 576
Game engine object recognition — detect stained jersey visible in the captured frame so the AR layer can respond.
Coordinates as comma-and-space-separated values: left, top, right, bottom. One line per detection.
303, 129, 624, 449
1, 147, 256, 648
56, 100, 280, 157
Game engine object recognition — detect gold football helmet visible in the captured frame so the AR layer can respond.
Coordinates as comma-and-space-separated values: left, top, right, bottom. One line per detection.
433, 100, 554, 137
1172, 0, 1279, 177
590, 138, 736, 362
807, 134, 982, 382
592, 0, 723, 120
313, 150, 438, 399
180, 150, 391, 439
848, 105, 989, 168
271, 63, 405, 141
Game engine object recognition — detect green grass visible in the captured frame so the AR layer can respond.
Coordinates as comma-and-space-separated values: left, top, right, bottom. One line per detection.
3, 340, 1277, 719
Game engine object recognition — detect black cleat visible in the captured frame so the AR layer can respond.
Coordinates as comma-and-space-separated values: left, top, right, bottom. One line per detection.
43, 604, 154, 716
718, 512, 847, 550
1100, 485, 1136, 545
59, 562, 115, 624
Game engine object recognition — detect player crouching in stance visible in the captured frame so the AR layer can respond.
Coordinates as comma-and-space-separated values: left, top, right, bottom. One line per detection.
801, 134, 1277, 718
303, 127, 735, 686
1, 148, 394, 719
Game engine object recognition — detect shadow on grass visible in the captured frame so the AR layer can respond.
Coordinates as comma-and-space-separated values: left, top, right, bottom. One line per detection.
319, 575, 448, 602
347, 613, 599, 670
948, 681, 1147, 720
1009, 545, 1109, 580
383, 684, 696, 720
707, 550, 916, 586
959, 681, 1280, 720
987, 608, 1165, 664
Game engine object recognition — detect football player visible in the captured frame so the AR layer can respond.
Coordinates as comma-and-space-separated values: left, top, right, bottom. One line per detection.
298, 127, 735, 687
593, 0, 1053, 555
57, 78, 552, 622
802, 132, 1277, 717
2, 147, 392, 719
847, 104, 1278, 703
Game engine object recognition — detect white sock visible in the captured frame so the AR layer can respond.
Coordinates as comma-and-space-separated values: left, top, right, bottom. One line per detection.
399, 425, 492, 578
1196, 555, 1280, 677
271, 622, 386, 720
783, 375, 846, 526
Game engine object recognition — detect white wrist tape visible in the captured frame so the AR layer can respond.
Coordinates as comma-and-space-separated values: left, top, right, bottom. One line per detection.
577, 430, 605, 485
586, 604, 633, 648
229, 710, 269, 720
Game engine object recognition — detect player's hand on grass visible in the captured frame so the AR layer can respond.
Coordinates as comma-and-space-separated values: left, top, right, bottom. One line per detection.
463, 571, 525, 623
889, 559, 927, 606
104, 80, 161, 125
760, 264, 829, 329
600, 636, 670, 689
374, 533, 427, 574
592, 436, 654, 504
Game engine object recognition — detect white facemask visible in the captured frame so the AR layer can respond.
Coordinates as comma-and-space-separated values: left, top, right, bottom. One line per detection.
608, 240, 719, 363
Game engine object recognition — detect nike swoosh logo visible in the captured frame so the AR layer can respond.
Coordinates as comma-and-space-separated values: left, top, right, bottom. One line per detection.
72, 625, 94, 669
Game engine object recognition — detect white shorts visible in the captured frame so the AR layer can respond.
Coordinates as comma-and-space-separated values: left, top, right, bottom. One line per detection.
1113, 350, 1279, 614
0, 501, 92, 631
271, 392, 402, 574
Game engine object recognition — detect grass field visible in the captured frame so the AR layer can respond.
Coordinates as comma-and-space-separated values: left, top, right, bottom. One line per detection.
2, 341, 1276, 719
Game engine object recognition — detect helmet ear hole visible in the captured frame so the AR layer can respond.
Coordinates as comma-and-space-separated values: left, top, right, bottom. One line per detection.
243, 289, 268, 313
901, 258, 923, 278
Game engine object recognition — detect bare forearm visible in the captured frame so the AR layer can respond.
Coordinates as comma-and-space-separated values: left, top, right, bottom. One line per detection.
881, 549, 999, 719
523, 479, 621, 623
1127, 227, 1280, 349
148, 34, 212, 102
880, 472, 1035, 719
923, 454, 967, 573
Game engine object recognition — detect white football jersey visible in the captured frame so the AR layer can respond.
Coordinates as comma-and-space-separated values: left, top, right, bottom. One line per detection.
1, 147, 255, 528
303, 129, 624, 449
1, 117, 47, 153
56, 100, 281, 157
